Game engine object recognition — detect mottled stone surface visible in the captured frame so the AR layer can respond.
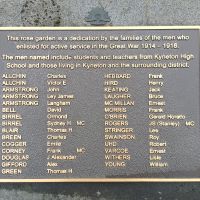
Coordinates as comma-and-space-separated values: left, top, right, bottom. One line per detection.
0, 0, 24, 26
147, 0, 200, 25
0, 183, 200, 200
21, 0, 61, 26
56, 0, 146, 26
0, 0, 199, 26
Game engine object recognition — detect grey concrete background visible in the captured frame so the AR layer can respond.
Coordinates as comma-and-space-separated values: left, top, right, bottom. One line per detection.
0, 0, 199, 26
0, 0, 200, 199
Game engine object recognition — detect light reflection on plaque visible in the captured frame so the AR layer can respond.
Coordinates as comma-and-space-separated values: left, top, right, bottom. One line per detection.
0, 27, 199, 182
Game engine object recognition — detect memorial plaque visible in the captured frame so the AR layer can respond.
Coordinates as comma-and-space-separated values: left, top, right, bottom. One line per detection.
0, 27, 199, 182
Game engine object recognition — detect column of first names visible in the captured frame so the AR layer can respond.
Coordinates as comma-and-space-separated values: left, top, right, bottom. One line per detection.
46, 74, 86, 176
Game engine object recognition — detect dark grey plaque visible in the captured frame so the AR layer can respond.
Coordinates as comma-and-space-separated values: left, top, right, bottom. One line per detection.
0, 27, 199, 182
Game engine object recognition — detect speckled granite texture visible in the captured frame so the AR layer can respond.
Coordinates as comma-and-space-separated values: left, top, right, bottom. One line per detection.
0, 183, 200, 200
0, 0, 200, 199
0, 0, 199, 26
